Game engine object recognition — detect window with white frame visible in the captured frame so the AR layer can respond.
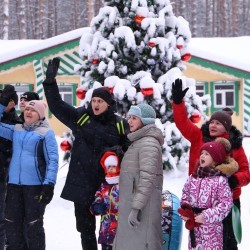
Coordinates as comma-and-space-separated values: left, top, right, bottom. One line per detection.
196, 82, 206, 97
214, 81, 235, 108
58, 85, 74, 105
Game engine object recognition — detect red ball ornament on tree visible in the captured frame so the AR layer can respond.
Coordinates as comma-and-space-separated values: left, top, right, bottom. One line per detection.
76, 88, 86, 100
149, 41, 156, 47
92, 58, 99, 65
107, 87, 114, 94
181, 53, 191, 61
177, 44, 183, 49
60, 140, 72, 151
134, 15, 145, 24
141, 88, 154, 96
190, 111, 201, 123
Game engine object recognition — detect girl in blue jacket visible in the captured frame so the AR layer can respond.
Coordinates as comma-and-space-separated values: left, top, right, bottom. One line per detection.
0, 89, 58, 250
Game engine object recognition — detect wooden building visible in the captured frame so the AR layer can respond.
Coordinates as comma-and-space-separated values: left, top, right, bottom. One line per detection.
0, 29, 249, 135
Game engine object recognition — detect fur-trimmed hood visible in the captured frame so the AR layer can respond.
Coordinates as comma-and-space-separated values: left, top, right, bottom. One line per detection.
201, 122, 243, 149
215, 156, 239, 176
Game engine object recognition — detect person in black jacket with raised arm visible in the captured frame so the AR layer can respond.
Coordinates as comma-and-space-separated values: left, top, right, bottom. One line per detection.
42, 58, 130, 250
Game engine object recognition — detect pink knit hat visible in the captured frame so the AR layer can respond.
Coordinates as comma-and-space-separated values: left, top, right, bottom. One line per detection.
25, 100, 47, 119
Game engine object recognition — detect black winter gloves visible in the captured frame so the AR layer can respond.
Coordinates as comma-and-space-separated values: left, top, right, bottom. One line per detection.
228, 176, 238, 190
172, 78, 189, 104
44, 57, 60, 84
38, 184, 54, 205
0, 85, 17, 106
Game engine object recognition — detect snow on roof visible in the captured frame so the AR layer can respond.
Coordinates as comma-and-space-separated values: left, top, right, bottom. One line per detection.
0, 27, 249, 73
188, 36, 250, 72
0, 27, 90, 64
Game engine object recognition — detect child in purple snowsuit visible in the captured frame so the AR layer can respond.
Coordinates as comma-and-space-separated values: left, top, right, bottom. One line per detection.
90, 151, 120, 250
179, 137, 238, 250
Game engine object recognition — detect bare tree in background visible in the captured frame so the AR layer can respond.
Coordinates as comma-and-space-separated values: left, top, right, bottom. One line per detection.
206, 0, 213, 36
39, 0, 45, 38
190, 0, 197, 37
33, 0, 41, 38
0, 0, 250, 39
3, 0, 9, 40
242, 0, 250, 34
47, 0, 56, 38
94, 0, 103, 16
87, 0, 95, 26
16, 0, 26, 38
232, 0, 239, 36
26, 0, 35, 38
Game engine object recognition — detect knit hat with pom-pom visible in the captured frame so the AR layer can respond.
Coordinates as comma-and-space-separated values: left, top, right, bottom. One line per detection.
209, 107, 233, 132
200, 137, 231, 165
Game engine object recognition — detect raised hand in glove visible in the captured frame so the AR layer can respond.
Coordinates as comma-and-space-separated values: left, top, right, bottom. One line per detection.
172, 78, 189, 104
44, 57, 60, 83
228, 175, 238, 189
128, 209, 140, 228
37, 184, 54, 205
0, 85, 17, 106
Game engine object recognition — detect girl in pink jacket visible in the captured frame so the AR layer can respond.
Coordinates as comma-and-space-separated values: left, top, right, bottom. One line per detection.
179, 138, 238, 250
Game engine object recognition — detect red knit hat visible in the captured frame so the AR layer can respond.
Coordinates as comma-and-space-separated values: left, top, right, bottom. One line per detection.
100, 151, 120, 177
200, 138, 231, 165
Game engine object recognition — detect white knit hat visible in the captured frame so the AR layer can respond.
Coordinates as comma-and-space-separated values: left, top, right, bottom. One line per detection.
104, 155, 119, 167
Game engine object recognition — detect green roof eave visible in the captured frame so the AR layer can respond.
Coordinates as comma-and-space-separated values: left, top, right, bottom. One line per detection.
189, 56, 250, 80
0, 39, 79, 72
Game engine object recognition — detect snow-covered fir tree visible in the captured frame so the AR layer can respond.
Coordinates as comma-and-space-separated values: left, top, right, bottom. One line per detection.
61, 0, 210, 172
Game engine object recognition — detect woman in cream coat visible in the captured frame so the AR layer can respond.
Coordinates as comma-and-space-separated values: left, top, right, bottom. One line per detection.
113, 104, 164, 250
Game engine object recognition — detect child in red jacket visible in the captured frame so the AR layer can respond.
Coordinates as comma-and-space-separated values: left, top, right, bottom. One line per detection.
90, 151, 120, 250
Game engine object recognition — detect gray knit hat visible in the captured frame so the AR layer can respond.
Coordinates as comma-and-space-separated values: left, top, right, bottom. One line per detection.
128, 104, 156, 125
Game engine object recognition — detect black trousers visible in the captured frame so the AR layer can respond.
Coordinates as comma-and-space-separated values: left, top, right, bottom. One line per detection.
101, 244, 112, 250
5, 184, 46, 250
74, 203, 97, 250
223, 198, 240, 250
0, 183, 7, 250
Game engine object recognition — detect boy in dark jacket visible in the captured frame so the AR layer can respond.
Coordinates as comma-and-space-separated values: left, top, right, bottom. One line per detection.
19, 91, 40, 122
0, 85, 22, 250
42, 57, 130, 250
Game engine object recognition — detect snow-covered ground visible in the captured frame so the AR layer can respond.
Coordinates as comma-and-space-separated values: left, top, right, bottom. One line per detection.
44, 137, 250, 250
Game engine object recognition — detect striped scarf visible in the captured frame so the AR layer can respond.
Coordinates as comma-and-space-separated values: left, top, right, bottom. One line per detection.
194, 166, 222, 178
